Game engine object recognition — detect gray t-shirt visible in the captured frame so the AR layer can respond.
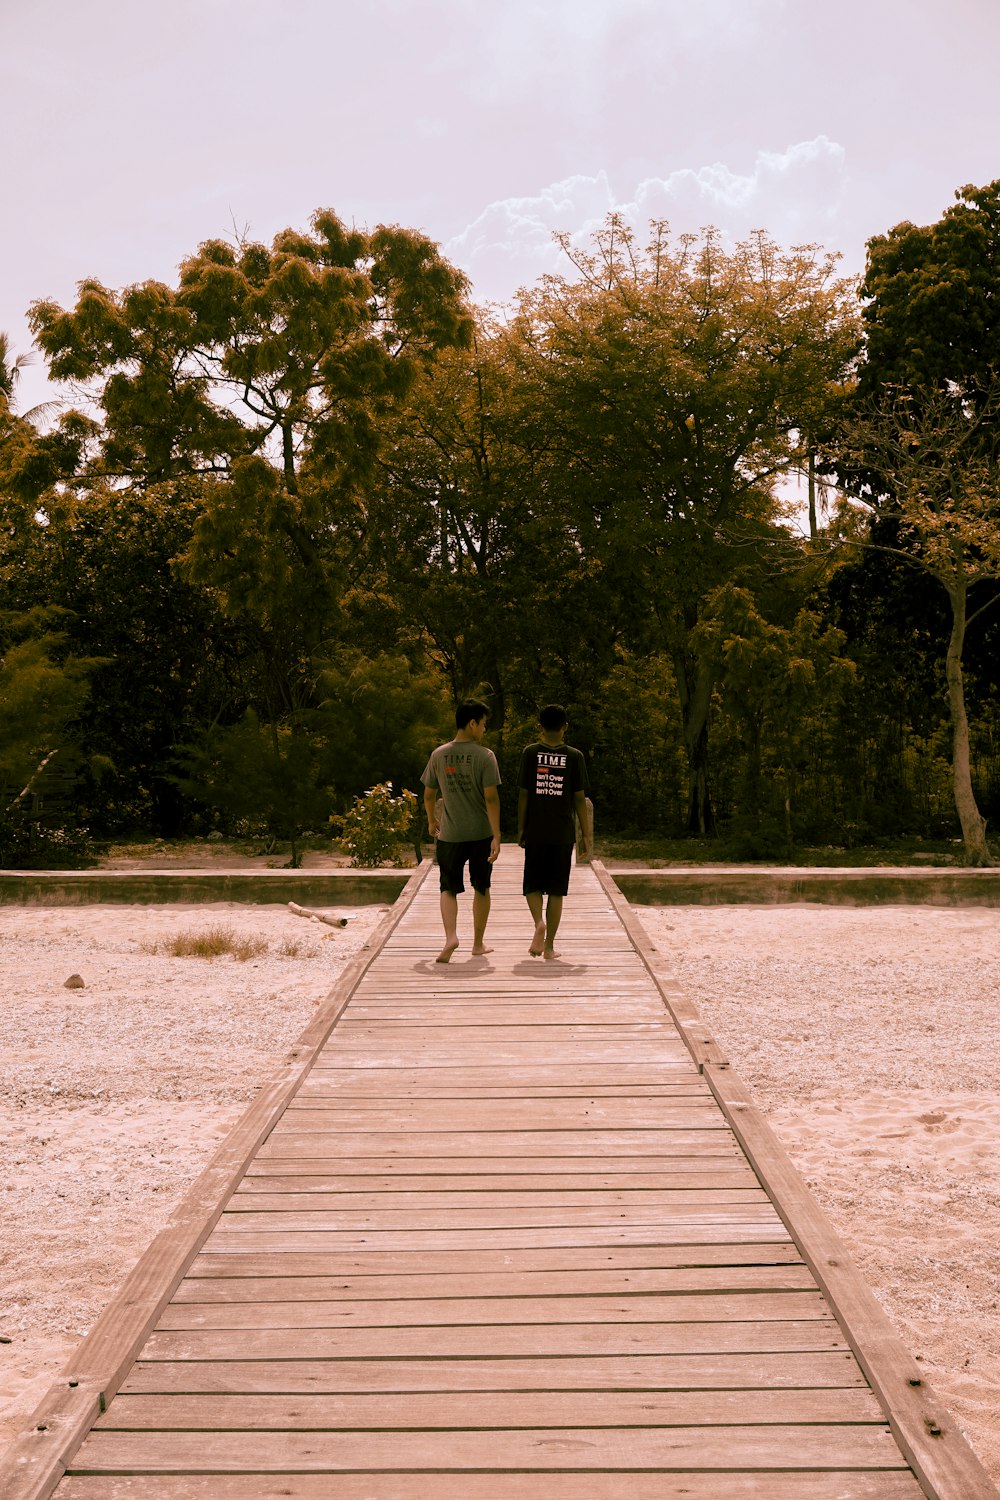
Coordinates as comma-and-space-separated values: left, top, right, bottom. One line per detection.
421, 739, 501, 842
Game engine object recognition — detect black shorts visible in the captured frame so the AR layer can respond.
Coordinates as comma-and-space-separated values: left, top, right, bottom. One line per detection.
522, 842, 573, 897
436, 837, 494, 896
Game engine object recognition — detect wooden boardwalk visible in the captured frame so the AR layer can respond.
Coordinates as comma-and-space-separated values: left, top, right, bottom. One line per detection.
3, 854, 997, 1499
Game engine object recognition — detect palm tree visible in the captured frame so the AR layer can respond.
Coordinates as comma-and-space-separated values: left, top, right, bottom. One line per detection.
0, 331, 59, 423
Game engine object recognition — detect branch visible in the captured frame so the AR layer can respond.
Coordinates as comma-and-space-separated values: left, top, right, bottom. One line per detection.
5, 748, 60, 815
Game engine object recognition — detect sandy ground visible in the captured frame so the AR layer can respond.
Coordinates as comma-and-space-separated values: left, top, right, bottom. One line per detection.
0, 900, 387, 1461
1, 897, 998, 1484
637, 903, 1000, 1484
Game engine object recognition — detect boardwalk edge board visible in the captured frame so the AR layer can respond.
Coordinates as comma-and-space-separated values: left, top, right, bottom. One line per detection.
0, 862, 434, 1500
590, 857, 1000, 1500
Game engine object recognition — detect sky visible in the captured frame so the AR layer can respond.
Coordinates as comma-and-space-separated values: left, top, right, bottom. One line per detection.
6, 0, 1000, 413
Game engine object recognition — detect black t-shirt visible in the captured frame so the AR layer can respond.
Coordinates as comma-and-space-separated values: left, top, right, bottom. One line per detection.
519, 741, 590, 847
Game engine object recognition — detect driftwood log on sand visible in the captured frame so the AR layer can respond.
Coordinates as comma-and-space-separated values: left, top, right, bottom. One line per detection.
287, 901, 348, 928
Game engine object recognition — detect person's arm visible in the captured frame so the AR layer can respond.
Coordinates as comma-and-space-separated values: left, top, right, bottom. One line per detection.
517, 788, 528, 845
423, 786, 440, 839
484, 784, 502, 862
574, 790, 593, 861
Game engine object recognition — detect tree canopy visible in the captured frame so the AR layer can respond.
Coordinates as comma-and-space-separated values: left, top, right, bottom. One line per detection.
4, 189, 1000, 866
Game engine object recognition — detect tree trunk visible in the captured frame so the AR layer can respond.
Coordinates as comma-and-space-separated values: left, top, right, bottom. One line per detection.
281, 423, 298, 495
685, 724, 715, 834
673, 648, 716, 836
945, 583, 993, 866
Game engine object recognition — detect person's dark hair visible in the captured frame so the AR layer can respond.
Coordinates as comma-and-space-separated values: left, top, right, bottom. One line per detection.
456, 698, 490, 729
539, 703, 568, 731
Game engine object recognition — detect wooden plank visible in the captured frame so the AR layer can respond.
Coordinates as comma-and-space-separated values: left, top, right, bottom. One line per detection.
227, 1188, 770, 1209
139, 1320, 846, 1360
201, 1225, 796, 1251
119, 1349, 869, 1395
333, 1025, 684, 1040
96, 1387, 885, 1430
314, 1045, 692, 1063
278, 1102, 724, 1127
66, 1425, 908, 1473
155, 1291, 830, 1331
0, 1385, 101, 1500
236, 1169, 761, 1191
53, 1474, 930, 1499
295, 1092, 710, 1104
343, 1009, 663, 1023
188, 1241, 807, 1277
242, 1155, 748, 1177
257, 1129, 735, 1155
214, 1206, 783, 1233
304, 1065, 700, 1085
170, 1264, 820, 1303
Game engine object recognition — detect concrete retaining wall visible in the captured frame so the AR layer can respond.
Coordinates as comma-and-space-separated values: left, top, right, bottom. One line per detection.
5, 863, 999, 908
612, 866, 1000, 906
0, 869, 410, 906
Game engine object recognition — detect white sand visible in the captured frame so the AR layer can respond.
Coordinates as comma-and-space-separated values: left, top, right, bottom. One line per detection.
637, 902, 1000, 1484
0, 901, 386, 1458
1, 898, 998, 1484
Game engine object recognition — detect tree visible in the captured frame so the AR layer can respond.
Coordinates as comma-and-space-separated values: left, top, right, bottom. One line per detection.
369, 320, 616, 741
174, 709, 329, 866
0, 607, 97, 863
692, 583, 855, 846
0, 340, 100, 858
834, 179, 1000, 865
29, 211, 471, 628
0, 481, 258, 834
505, 217, 859, 832
858, 181, 1000, 403
312, 649, 452, 800
833, 388, 1000, 864
0, 332, 61, 426
28, 211, 473, 840
30, 212, 470, 552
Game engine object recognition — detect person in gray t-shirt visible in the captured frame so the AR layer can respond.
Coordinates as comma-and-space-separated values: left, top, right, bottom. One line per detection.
422, 699, 501, 963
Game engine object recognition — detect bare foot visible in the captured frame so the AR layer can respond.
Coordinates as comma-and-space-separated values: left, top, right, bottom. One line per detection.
436, 939, 460, 964
529, 921, 546, 957
543, 947, 561, 961
471, 944, 494, 957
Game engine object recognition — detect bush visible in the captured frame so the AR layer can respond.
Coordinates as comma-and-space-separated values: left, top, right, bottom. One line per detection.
0, 811, 95, 869
335, 783, 418, 868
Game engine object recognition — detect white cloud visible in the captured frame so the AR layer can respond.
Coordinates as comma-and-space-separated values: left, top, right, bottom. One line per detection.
446, 173, 618, 297
448, 136, 850, 304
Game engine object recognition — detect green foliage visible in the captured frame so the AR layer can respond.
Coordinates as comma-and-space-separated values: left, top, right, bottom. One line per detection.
0, 609, 98, 867
29, 212, 472, 613
13, 190, 1000, 859
0, 610, 91, 782
580, 653, 686, 833
335, 782, 418, 867
0, 483, 246, 835
693, 583, 855, 840
174, 710, 330, 867
859, 179, 1000, 400
836, 179, 1000, 863
501, 218, 860, 832
314, 650, 453, 801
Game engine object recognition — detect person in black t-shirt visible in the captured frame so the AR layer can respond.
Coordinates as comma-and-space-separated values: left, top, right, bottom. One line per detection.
517, 704, 593, 959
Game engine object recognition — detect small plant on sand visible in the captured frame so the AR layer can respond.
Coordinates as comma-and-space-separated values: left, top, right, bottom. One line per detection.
277, 937, 320, 958
334, 783, 418, 868
142, 925, 268, 961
